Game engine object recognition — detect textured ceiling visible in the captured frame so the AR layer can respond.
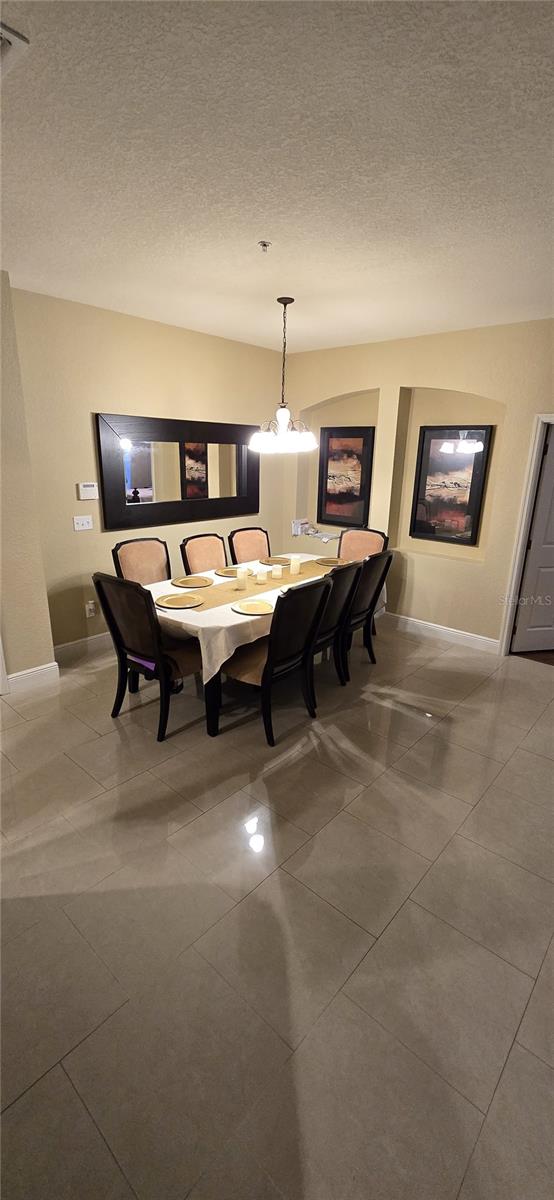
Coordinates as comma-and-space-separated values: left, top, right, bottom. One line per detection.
1, 1, 552, 350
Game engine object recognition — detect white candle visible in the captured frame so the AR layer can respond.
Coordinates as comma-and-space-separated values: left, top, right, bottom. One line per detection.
256, 568, 268, 586
289, 555, 300, 576
271, 564, 283, 580
237, 566, 248, 591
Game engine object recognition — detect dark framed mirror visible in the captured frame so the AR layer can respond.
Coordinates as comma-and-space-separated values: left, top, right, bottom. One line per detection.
95, 413, 260, 531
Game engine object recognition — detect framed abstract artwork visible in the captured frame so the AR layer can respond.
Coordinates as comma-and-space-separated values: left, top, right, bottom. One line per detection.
409, 425, 494, 545
181, 442, 209, 499
317, 426, 375, 529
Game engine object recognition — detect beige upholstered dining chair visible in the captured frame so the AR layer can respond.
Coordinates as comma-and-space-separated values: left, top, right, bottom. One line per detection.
228, 527, 270, 564
180, 533, 226, 574
112, 538, 171, 585
338, 527, 389, 559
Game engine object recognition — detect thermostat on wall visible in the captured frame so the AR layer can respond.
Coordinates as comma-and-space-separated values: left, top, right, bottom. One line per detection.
77, 482, 99, 500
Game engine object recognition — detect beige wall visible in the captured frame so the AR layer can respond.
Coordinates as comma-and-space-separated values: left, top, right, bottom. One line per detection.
11, 290, 283, 646
6, 288, 552, 659
1, 274, 55, 674
286, 320, 553, 640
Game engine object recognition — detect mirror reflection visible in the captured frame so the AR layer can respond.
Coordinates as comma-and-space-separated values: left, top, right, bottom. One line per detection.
124, 441, 180, 504
123, 440, 238, 504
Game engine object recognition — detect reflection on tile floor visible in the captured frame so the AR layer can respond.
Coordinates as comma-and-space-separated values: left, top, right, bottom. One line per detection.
1, 624, 553, 1198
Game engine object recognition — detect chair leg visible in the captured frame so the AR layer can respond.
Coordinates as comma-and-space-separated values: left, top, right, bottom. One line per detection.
363, 620, 376, 664
341, 635, 351, 683
301, 659, 317, 718
261, 685, 275, 747
372, 616, 377, 636
157, 675, 171, 741
128, 668, 140, 694
332, 638, 347, 686
111, 655, 128, 717
204, 672, 221, 737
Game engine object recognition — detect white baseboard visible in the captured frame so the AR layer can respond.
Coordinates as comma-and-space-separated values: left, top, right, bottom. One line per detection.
384, 612, 500, 654
7, 661, 60, 692
55, 631, 112, 668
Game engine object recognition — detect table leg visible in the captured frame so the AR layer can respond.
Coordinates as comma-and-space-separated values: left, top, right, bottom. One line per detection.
204, 672, 221, 737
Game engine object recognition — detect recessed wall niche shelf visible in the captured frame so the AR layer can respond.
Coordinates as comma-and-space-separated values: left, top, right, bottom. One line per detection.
95, 413, 260, 532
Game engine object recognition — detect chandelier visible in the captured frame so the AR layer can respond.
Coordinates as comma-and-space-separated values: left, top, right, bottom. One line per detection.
249, 297, 317, 454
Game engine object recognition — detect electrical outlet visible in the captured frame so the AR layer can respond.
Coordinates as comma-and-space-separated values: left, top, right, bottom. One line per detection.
85, 600, 97, 619
73, 515, 93, 531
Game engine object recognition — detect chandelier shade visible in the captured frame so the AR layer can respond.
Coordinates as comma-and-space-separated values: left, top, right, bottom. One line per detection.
249, 297, 317, 454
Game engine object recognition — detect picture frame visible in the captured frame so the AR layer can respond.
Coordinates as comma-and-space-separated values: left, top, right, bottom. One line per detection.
409, 425, 494, 545
95, 413, 259, 531
317, 426, 375, 529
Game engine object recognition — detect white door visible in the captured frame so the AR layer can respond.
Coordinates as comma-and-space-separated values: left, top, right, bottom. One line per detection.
511, 424, 554, 653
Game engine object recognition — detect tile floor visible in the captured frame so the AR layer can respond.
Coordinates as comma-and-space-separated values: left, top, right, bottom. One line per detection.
1, 620, 553, 1199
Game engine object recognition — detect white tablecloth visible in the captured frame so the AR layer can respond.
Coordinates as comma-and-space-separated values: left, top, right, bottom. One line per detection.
146, 554, 386, 683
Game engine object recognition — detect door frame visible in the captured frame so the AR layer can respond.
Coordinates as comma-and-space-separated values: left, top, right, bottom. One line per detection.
499, 413, 554, 656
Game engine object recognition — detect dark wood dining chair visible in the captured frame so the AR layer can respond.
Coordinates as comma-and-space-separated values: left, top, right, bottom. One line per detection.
209, 575, 332, 746
337, 551, 393, 681
228, 527, 271, 564
303, 561, 361, 706
93, 572, 203, 742
112, 538, 171, 585
180, 533, 227, 575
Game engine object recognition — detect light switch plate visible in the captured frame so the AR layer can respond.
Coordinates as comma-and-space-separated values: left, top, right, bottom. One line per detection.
77, 481, 99, 500
73, 515, 93, 531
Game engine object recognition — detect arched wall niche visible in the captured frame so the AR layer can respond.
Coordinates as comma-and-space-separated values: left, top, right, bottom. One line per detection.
287, 378, 518, 641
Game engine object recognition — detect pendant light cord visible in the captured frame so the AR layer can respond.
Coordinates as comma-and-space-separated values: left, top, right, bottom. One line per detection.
280, 302, 287, 407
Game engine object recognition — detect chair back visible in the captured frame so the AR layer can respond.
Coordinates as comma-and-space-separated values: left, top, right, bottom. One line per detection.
338, 527, 389, 560
266, 576, 331, 678
93, 573, 163, 668
181, 534, 226, 574
314, 561, 361, 646
229, 527, 270, 564
347, 551, 393, 628
112, 538, 170, 585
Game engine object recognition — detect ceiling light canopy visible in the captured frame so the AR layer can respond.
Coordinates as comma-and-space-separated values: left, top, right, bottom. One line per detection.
249, 298, 317, 454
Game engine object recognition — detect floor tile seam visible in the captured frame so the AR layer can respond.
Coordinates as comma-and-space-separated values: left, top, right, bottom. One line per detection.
0, 792, 107, 845
342, 989, 489, 1119
357, 818, 474, 948
514, 1036, 554, 1072
408, 897, 539, 982
61, 904, 136, 988
166, 783, 311, 850
3, 826, 139, 894
278, 859, 382, 940
0, 913, 43, 948
392, 753, 504, 806
453, 987, 553, 1200
58, 749, 110, 791
0, 997, 130, 1116
189, 941, 297, 1055
318, 799, 438, 865
308, 739, 394, 791
457, 832, 554, 885
422, 715, 527, 764
63, 764, 202, 821
62, 748, 156, 790
510, 933, 554, 1055
60, 1060, 140, 1199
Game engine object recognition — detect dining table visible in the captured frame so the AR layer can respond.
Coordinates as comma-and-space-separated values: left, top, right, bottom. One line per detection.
147, 550, 387, 674
146, 553, 341, 684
